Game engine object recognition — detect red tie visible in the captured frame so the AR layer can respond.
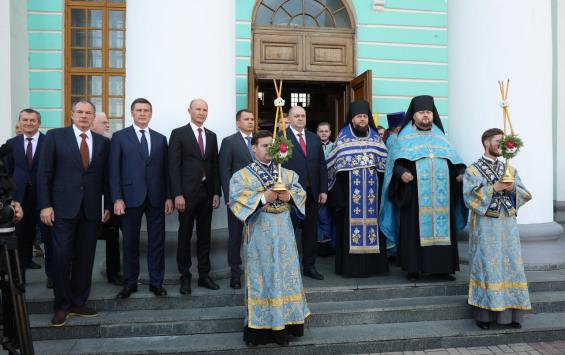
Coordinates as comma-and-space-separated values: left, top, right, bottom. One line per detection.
298, 133, 307, 156
197, 128, 205, 157
26, 138, 33, 169
80, 133, 90, 170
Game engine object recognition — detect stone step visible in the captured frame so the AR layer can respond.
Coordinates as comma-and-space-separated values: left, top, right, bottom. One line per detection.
24, 276, 565, 315
32, 311, 565, 354
28, 291, 565, 340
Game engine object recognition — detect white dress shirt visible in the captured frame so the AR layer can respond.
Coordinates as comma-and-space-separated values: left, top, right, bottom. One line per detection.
72, 124, 92, 162
23, 131, 40, 158
133, 124, 151, 156
190, 121, 206, 151
290, 126, 306, 148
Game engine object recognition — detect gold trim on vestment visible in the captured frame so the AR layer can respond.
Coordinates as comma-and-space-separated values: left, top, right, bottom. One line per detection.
247, 293, 306, 306
468, 301, 531, 312
247, 312, 311, 330
469, 278, 529, 291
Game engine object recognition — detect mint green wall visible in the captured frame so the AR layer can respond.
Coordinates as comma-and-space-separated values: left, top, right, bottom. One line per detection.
235, 0, 448, 128
27, 0, 64, 128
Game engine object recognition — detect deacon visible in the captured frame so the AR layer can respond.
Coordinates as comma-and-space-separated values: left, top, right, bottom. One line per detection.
380, 95, 468, 282
463, 128, 531, 330
229, 130, 310, 347
327, 101, 389, 277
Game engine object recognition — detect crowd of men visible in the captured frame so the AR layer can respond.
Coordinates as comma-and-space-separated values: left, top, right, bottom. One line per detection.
3, 94, 531, 345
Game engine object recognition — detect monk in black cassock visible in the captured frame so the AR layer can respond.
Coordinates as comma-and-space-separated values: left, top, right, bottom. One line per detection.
379, 95, 468, 282
326, 101, 389, 277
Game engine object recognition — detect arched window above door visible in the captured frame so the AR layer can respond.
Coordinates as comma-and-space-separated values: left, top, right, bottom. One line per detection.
255, 0, 352, 28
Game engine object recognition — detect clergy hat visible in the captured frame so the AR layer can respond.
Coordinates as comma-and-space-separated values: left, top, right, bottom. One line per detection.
386, 112, 405, 128
346, 100, 377, 131
401, 95, 444, 133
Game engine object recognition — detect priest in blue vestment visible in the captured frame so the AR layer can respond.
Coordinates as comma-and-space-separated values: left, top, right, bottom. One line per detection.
463, 128, 532, 330
327, 101, 389, 277
229, 130, 310, 346
380, 95, 468, 282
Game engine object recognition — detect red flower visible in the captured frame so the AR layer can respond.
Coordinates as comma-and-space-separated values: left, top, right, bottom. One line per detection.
506, 141, 515, 149
279, 143, 288, 153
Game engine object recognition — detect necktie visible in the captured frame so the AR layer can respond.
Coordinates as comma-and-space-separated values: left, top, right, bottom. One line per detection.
197, 128, 205, 157
140, 129, 149, 160
26, 137, 33, 169
245, 136, 255, 159
298, 133, 307, 156
80, 133, 89, 170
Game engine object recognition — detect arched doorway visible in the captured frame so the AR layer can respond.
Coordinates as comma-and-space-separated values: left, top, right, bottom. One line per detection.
248, 0, 371, 136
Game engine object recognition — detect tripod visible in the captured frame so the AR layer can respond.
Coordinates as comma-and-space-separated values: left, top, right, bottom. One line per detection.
0, 226, 34, 355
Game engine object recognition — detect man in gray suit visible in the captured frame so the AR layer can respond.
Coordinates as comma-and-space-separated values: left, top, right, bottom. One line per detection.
219, 109, 255, 289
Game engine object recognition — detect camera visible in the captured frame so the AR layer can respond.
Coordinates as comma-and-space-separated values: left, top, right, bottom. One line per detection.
0, 143, 16, 231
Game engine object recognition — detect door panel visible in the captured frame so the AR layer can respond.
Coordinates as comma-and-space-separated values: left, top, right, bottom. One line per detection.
348, 70, 372, 108
247, 66, 259, 131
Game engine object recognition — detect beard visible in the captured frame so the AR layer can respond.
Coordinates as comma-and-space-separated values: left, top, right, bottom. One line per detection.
488, 145, 502, 157
352, 123, 369, 137
414, 121, 432, 131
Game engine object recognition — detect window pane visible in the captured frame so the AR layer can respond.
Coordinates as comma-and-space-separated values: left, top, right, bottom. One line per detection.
304, 15, 318, 27
88, 76, 102, 96
256, 5, 273, 25
109, 50, 123, 68
109, 11, 125, 29
71, 76, 86, 95
272, 10, 290, 25
90, 97, 103, 112
88, 30, 103, 48
71, 49, 86, 67
290, 15, 304, 27
71, 9, 86, 27
109, 30, 124, 49
108, 98, 123, 117
317, 9, 335, 27
109, 118, 123, 133
324, 0, 345, 12
283, 0, 301, 17
88, 10, 103, 28
109, 0, 125, 3
108, 76, 123, 96
71, 29, 86, 47
334, 8, 351, 28
262, 0, 284, 9
88, 50, 103, 67
304, 0, 324, 16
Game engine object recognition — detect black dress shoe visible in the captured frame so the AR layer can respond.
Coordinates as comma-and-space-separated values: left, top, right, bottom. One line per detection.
437, 273, 456, 281
230, 277, 241, 289
198, 276, 220, 290
476, 321, 490, 330
149, 285, 167, 296
115, 285, 138, 299
27, 261, 42, 269
107, 273, 123, 286
180, 277, 191, 295
407, 273, 420, 282
510, 322, 522, 329
46, 277, 54, 289
303, 267, 324, 280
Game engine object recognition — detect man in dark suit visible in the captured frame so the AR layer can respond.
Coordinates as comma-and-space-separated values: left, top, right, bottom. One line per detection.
4, 108, 52, 281
169, 98, 221, 295
91, 111, 122, 286
38, 99, 111, 326
282, 105, 328, 280
219, 109, 255, 289
110, 98, 173, 299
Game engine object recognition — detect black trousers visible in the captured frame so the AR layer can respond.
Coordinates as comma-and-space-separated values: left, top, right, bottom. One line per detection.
226, 206, 244, 278
120, 198, 165, 287
51, 205, 98, 312
292, 188, 318, 270
177, 183, 212, 279
97, 214, 121, 277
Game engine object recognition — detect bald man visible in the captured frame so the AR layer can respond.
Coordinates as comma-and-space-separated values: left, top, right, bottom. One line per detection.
169, 99, 221, 295
90, 112, 122, 286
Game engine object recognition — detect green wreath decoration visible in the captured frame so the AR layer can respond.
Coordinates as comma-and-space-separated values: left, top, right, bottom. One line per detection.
268, 135, 294, 164
500, 134, 523, 159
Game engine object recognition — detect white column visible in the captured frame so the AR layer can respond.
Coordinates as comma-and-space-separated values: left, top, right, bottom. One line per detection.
0, 0, 28, 144
126, 0, 236, 231
555, 0, 565, 202
448, 0, 564, 268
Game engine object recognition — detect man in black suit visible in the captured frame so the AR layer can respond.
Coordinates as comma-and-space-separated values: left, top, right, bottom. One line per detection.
282, 105, 328, 280
4, 108, 52, 280
91, 112, 122, 286
219, 109, 255, 289
169, 98, 221, 295
38, 99, 111, 326
110, 98, 174, 299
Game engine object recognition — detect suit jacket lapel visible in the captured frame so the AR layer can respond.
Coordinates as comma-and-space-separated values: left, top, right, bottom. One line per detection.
90, 133, 103, 170
14, 135, 27, 169
126, 126, 146, 161
237, 132, 253, 161
186, 124, 201, 157
32, 133, 45, 169
203, 128, 211, 159
148, 128, 159, 163
65, 127, 85, 170
287, 127, 306, 159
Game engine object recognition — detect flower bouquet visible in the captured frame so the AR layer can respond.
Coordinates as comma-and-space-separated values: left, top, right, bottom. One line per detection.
499, 134, 523, 160
268, 135, 293, 165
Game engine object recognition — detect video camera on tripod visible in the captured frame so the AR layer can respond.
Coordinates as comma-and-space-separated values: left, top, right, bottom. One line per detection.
0, 143, 34, 355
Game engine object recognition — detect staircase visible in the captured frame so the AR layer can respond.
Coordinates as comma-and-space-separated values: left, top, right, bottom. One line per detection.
25, 261, 565, 354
